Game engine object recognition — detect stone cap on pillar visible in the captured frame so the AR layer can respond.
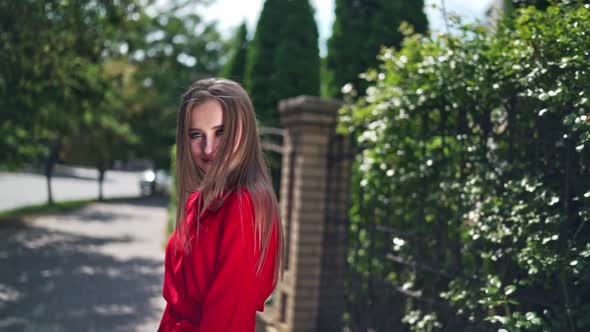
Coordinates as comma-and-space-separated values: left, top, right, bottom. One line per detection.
279, 95, 343, 128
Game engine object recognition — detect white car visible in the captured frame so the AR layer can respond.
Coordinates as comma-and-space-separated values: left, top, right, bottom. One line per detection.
139, 169, 172, 195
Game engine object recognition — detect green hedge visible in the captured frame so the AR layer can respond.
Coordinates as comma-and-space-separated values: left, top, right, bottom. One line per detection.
166, 144, 177, 238
342, 3, 590, 331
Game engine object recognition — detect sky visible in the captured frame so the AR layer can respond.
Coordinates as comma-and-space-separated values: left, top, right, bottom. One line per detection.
199, 0, 496, 56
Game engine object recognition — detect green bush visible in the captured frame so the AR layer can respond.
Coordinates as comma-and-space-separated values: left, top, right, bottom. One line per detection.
166, 144, 177, 238
342, 3, 590, 331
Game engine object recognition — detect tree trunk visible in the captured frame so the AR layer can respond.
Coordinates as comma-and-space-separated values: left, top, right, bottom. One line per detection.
97, 163, 106, 201
44, 139, 61, 205
45, 171, 53, 205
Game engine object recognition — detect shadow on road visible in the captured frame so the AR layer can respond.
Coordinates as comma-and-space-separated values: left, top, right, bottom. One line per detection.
106, 195, 169, 208
72, 196, 169, 224
0, 197, 167, 332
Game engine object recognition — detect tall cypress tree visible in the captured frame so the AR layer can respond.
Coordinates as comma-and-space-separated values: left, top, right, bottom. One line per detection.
245, 0, 284, 127
245, 0, 320, 127
274, 0, 320, 105
326, 0, 428, 98
221, 22, 249, 84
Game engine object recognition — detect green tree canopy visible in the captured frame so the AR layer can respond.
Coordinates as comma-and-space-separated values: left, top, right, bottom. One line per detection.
0, 0, 140, 169
245, 0, 320, 127
221, 22, 249, 84
0, 0, 226, 203
0, 0, 142, 203
326, 0, 428, 98
273, 0, 320, 104
128, 3, 226, 168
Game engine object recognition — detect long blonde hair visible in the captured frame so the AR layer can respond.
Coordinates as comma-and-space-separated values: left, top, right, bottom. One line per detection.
175, 77, 282, 280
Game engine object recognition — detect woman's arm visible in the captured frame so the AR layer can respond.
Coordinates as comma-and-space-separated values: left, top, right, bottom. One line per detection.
191, 193, 259, 331
158, 231, 196, 331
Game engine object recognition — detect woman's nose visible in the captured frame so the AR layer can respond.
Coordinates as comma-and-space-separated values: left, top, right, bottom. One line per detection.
202, 137, 216, 157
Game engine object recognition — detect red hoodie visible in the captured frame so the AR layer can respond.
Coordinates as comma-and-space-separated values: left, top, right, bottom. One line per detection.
158, 189, 278, 332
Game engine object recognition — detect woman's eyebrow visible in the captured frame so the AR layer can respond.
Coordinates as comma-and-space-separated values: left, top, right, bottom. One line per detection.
189, 124, 224, 131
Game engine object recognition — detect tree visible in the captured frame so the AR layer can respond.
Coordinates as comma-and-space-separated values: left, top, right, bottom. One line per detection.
244, 0, 319, 197
61, 60, 139, 201
0, 0, 141, 203
0, 0, 225, 203
129, 5, 226, 169
221, 22, 249, 83
274, 0, 320, 104
326, 0, 428, 98
245, 0, 284, 127
245, 0, 320, 127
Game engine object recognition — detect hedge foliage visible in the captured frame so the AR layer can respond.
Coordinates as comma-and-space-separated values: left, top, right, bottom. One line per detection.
341, 3, 590, 331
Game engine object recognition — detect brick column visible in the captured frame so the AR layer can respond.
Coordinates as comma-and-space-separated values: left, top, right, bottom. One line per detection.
257, 96, 351, 332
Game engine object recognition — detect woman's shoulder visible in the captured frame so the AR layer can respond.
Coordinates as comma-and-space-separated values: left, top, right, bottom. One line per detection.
223, 188, 254, 213
187, 191, 200, 207
180, 191, 200, 217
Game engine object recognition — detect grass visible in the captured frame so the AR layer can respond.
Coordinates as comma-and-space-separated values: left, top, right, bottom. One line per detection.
0, 196, 145, 228
0, 199, 94, 220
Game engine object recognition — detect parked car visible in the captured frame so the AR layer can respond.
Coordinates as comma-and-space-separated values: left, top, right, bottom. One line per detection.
139, 169, 172, 196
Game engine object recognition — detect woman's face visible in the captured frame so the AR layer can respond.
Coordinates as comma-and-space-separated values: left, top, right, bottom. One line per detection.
189, 99, 225, 174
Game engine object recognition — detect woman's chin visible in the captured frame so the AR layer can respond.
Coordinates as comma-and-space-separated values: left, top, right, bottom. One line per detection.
199, 164, 211, 174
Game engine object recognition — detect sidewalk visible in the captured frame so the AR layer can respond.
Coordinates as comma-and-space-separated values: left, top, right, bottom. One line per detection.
0, 196, 168, 332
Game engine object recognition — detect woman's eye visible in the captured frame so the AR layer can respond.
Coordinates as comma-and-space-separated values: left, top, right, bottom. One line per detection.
189, 132, 203, 139
215, 129, 224, 136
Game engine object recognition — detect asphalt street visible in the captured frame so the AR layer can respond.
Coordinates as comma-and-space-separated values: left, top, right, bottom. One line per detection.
0, 196, 169, 332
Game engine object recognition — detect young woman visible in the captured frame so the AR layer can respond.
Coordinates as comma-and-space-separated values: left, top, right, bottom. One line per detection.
158, 78, 283, 332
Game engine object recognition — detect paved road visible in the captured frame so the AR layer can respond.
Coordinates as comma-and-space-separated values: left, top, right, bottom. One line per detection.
0, 196, 168, 332
0, 165, 143, 211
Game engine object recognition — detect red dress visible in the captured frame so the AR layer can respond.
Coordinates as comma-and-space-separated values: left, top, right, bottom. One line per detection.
158, 190, 278, 332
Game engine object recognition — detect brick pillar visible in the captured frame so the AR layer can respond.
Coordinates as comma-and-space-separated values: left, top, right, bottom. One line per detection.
257, 96, 351, 332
